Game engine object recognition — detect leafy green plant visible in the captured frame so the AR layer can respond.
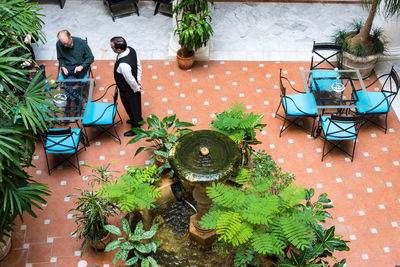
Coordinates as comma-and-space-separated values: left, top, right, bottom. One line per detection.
128, 114, 194, 177
105, 218, 161, 266
69, 164, 118, 256
210, 102, 266, 166
172, 0, 210, 15
199, 152, 348, 266
278, 225, 349, 267
174, 12, 214, 57
0, 0, 52, 244
236, 150, 295, 195
332, 19, 386, 57
100, 165, 162, 212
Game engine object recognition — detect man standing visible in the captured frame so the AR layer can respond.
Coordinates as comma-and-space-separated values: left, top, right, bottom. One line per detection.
110, 36, 143, 137
56, 30, 94, 79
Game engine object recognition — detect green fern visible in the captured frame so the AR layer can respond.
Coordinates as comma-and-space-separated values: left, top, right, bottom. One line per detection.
207, 182, 246, 208
251, 231, 286, 257
278, 216, 314, 250
100, 166, 161, 212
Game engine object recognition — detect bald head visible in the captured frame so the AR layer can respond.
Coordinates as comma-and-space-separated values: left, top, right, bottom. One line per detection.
57, 30, 73, 48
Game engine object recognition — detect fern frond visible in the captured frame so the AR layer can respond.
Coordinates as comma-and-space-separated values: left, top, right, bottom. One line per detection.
207, 182, 245, 208
235, 168, 252, 185
199, 205, 224, 230
278, 217, 314, 250
242, 194, 279, 225
251, 230, 286, 257
280, 184, 306, 209
216, 211, 252, 246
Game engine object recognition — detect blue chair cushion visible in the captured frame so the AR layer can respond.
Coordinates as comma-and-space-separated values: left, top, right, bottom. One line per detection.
321, 116, 357, 140
45, 128, 81, 154
283, 93, 318, 116
355, 91, 389, 114
311, 70, 338, 91
82, 102, 116, 126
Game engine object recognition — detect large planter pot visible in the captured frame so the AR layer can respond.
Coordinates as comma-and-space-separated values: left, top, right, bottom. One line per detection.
176, 48, 194, 70
0, 233, 12, 261
89, 232, 111, 250
342, 51, 379, 79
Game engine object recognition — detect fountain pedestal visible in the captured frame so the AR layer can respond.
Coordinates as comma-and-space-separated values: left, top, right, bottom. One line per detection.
189, 184, 215, 247
169, 130, 242, 248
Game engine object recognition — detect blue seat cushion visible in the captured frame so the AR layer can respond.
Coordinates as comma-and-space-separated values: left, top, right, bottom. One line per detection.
355, 91, 389, 114
311, 70, 337, 91
283, 93, 318, 116
45, 128, 81, 154
82, 102, 116, 126
320, 116, 357, 140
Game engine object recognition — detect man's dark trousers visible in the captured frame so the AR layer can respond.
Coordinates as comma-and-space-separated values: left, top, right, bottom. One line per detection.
119, 87, 142, 127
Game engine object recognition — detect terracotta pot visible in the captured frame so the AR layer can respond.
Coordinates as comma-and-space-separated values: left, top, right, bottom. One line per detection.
342, 51, 379, 79
176, 48, 195, 70
89, 232, 111, 250
0, 232, 12, 261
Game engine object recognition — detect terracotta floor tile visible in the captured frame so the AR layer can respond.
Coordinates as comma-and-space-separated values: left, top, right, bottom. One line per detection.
3, 60, 400, 267
27, 243, 53, 263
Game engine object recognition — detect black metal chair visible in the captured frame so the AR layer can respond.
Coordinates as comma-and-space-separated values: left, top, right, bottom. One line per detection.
82, 84, 123, 144
319, 114, 363, 162
275, 69, 319, 137
153, 0, 172, 17
40, 127, 86, 175
310, 41, 343, 70
353, 66, 400, 133
103, 0, 139, 22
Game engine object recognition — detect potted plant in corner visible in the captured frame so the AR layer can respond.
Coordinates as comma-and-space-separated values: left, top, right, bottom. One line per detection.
174, 11, 214, 69
332, 0, 400, 78
69, 164, 118, 256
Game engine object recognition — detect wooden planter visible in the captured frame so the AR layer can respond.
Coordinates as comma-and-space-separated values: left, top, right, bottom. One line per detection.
176, 48, 195, 70
342, 51, 379, 79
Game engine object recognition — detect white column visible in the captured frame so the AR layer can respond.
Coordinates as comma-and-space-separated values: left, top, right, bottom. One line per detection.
375, 5, 400, 61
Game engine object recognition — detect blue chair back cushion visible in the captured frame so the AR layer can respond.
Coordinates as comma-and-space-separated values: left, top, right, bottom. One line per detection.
45, 128, 81, 154
82, 102, 116, 126
282, 93, 318, 116
356, 91, 390, 114
321, 116, 357, 140
311, 70, 338, 91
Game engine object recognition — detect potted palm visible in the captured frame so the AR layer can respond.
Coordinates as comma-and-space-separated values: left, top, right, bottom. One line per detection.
174, 11, 213, 69
1, 0, 53, 260
333, 0, 400, 78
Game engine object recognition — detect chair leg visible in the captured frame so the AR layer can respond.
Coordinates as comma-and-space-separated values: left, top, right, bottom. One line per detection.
44, 153, 51, 175
383, 113, 388, 134
76, 153, 81, 175
154, 2, 160, 15
135, 3, 139, 16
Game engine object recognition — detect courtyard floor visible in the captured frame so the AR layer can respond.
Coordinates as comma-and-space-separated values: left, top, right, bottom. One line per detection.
1, 60, 400, 267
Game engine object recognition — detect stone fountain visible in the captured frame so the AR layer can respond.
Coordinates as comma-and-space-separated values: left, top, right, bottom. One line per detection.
169, 130, 241, 247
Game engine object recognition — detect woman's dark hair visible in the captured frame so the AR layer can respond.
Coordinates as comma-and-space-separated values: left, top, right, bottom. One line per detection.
110, 36, 127, 50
